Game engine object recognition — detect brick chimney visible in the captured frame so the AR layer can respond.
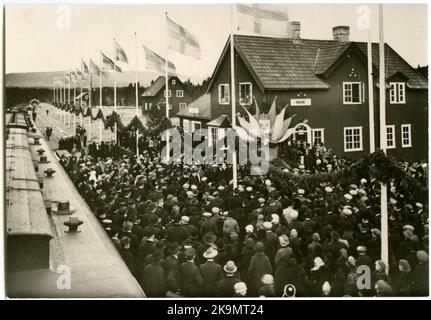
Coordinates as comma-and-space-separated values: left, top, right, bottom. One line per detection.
333, 26, 350, 42
288, 21, 301, 39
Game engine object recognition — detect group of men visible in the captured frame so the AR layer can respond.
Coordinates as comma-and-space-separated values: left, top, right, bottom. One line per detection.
58, 130, 429, 298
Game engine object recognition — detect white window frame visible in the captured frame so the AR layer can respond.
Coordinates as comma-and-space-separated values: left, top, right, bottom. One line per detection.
311, 128, 325, 145
401, 124, 412, 148
344, 126, 363, 152
164, 89, 172, 98
168, 103, 172, 110
389, 82, 406, 104
172, 79, 176, 85
179, 102, 187, 111
343, 82, 364, 105
176, 90, 184, 98
191, 121, 201, 133
218, 84, 230, 105
239, 82, 253, 105
386, 125, 396, 149
183, 119, 190, 133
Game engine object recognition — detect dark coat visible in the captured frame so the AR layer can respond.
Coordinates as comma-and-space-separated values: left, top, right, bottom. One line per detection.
215, 275, 240, 297
247, 252, 272, 295
141, 262, 166, 297
180, 261, 204, 297
199, 261, 224, 297
274, 257, 309, 297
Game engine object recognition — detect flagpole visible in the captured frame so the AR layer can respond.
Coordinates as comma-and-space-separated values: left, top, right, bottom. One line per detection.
135, 32, 139, 158
80, 61, 83, 126
230, 4, 238, 190
68, 73, 71, 127
165, 12, 170, 162
113, 38, 118, 145
63, 72, 66, 125
368, 17, 375, 154
73, 72, 76, 133
99, 52, 103, 143
379, 3, 389, 273
89, 72, 93, 144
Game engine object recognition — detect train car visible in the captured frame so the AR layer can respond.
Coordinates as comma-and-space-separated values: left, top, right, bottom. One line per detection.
5, 111, 145, 298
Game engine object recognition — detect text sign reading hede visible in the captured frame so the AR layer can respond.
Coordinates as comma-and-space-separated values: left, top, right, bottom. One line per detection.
291, 98, 311, 106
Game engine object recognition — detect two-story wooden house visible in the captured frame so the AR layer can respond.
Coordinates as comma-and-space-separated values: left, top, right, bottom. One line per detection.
141, 75, 193, 120
180, 24, 428, 161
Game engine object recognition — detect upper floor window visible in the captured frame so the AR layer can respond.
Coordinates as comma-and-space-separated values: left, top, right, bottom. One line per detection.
401, 124, 412, 147
312, 128, 325, 146
343, 82, 364, 104
176, 90, 184, 98
239, 82, 252, 105
179, 102, 187, 111
344, 126, 363, 152
218, 84, 230, 105
390, 82, 406, 104
172, 79, 176, 85
164, 90, 171, 98
386, 125, 396, 149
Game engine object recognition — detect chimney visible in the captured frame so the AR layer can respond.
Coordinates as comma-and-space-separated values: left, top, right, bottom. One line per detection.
288, 21, 301, 39
332, 26, 350, 42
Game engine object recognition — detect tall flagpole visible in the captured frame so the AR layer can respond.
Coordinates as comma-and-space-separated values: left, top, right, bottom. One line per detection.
63, 72, 66, 125
230, 4, 238, 190
165, 12, 170, 162
99, 52, 103, 143
367, 16, 375, 154
73, 72, 76, 133
89, 71, 93, 144
80, 61, 83, 126
68, 73, 71, 127
113, 38, 118, 144
135, 32, 139, 157
379, 4, 389, 273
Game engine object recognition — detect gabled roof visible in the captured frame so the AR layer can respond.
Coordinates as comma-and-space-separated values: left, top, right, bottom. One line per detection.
142, 75, 178, 97
206, 34, 427, 92
206, 115, 231, 128
176, 94, 211, 120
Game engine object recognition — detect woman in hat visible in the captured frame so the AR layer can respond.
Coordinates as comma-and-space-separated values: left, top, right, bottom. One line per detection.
394, 259, 413, 296
310, 256, 330, 296
247, 242, 272, 296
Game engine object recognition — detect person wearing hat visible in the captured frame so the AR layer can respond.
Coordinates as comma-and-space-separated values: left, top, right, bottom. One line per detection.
222, 212, 239, 237
397, 225, 416, 260
179, 247, 204, 297
119, 236, 135, 275
247, 242, 273, 296
234, 282, 248, 297
411, 250, 429, 296
164, 242, 181, 295
356, 246, 373, 270
258, 274, 276, 297
141, 251, 167, 297
216, 260, 240, 297
199, 247, 224, 297
275, 236, 294, 267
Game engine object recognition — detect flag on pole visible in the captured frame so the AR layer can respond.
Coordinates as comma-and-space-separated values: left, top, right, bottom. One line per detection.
236, 3, 289, 37
82, 60, 89, 74
142, 44, 176, 74
167, 16, 201, 59
89, 59, 102, 76
101, 51, 122, 72
115, 40, 129, 63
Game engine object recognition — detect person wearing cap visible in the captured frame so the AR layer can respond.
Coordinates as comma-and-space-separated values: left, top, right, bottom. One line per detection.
397, 225, 416, 260
262, 221, 278, 268
199, 247, 223, 297
356, 245, 373, 270
411, 251, 429, 296
247, 242, 273, 296
164, 242, 181, 295
119, 236, 135, 275
216, 260, 240, 297
258, 274, 276, 297
179, 247, 204, 297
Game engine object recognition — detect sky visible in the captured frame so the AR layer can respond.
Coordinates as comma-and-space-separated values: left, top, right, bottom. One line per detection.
5, 2, 428, 80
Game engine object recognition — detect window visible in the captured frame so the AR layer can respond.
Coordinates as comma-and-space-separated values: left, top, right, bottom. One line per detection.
179, 103, 187, 111
343, 82, 364, 104
149, 102, 152, 110
239, 82, 252, 105
390, 82, 406, 104
191, 121, 201, 133
344, 126, 363, 152
164, 90, 171, 98
144, 103, 148, 111
176, 90, 184, 98
401, 124, 412, 147
172, 79, 176, 85
218, 84, 230, 104
183, 119, 190, 133
386, 125, 396, 149
312, 128, 325, 145
168, 103, 172, 110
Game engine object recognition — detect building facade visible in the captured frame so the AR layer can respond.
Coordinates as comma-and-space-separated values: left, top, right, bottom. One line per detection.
142, 75, 193, 118
180, 24, 428, 162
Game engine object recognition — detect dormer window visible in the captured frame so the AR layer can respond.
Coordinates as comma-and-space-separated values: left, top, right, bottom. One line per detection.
239, 82, 252, 105
218, 84, 230, 104
389, 82, 406, 104
343, 82, 364, 104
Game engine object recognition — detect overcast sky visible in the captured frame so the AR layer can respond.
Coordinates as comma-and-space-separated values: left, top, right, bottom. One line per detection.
5, 2, 428, 80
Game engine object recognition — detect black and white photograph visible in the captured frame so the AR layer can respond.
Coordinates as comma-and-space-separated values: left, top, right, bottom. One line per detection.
1, 1, 429, 302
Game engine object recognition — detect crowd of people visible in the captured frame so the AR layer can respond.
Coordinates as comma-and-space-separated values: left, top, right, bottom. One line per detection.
58, 129, 429, 298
